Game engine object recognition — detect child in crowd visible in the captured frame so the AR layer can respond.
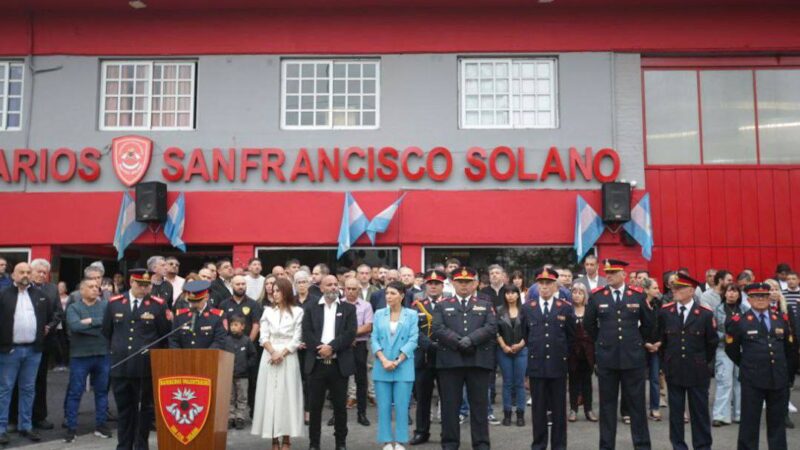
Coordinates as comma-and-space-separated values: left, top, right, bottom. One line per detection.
224, 314, 257, 430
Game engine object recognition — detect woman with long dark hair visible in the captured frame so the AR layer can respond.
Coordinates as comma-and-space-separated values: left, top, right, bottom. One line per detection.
496, 284, 527, 426
252, 278, 305, 449
567, 283, 597, 422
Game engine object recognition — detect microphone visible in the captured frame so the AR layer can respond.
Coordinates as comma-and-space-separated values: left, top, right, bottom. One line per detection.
110, 318, 193, 370
189, 311, 197, 332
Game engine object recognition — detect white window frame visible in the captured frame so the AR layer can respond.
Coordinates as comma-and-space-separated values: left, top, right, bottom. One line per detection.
459, 57, 559, 130
99, 60, 197, 131
0, 247, 31, 263
0, 61, 24, 131
280, 59, 381, 130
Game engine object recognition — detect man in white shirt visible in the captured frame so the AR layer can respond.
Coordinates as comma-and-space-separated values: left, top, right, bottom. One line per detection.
244, 258, 265, 301
165, 257, 184, 303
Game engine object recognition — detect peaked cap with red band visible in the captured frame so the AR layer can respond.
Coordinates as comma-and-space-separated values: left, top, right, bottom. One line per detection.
744, 282, 770, 296
534, 267, 558, 282
128, 268, 151, 285
451, 266, 477, 281
184, 280, 211, 302
424, 269, 448, 284
672, 273, 701, 290
602, 259, 628, 273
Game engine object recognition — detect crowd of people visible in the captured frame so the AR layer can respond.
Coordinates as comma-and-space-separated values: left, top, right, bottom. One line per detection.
0, 254, 798, 450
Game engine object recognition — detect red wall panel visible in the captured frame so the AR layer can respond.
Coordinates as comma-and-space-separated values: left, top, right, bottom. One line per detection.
646, 167, 800, 281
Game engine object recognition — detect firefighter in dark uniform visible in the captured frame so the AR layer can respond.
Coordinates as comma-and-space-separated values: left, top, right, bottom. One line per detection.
409, 269, 447, 446
432, 266, 497, 450
102, 269, 171, 450
170, 280, 227, 349
655, 273, 717, 450
725, 282, 797, 450
584, 259, 654, 450
522, 267, 576, 450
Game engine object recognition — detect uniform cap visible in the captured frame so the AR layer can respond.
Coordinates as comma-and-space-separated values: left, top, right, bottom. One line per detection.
451, 266, 478, 281
184, 280, 211, 302
424, 269, 447, 284
534, 267, 558, 282
672, 273, 700, 289
744, 282, 770, 296
128, 268, 151, 285
602, 259, 629, 273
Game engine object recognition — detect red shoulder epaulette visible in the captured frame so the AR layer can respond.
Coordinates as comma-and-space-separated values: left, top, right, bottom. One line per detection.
661, 302, 675, 309
591, 286, 605, 294
784, 313, 790, 322
556, 300, 563, 308
211, 308, 224, 317
411, 300, 419, 307
629, 286, 643, 293
109, 294, 124, 302
731, 313, 741, 322
149, 295, 164, 305
177, 308, 190, 315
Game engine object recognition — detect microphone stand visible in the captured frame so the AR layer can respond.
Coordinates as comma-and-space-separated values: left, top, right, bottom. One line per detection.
111, 322, 191, 370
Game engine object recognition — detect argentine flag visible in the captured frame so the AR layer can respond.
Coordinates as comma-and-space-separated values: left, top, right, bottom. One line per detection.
365, 193, 406, 245
164, 192, 187, 252
337, 192, 369, 259
623, 193, 654, 260
574, 195, 605, 262
113, 191, 147, 260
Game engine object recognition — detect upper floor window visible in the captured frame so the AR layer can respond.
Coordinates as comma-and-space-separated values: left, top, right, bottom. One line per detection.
644, 58, 800, 165
281, 59, 379, 130
0, 61, 24, 131
100, 60, 196, 131
459, 58, 558, 129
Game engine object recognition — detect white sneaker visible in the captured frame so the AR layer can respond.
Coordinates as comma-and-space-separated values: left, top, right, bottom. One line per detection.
527, 397, 532, 406
789, 401, 798, 413
382, 444, 394, 450
395, 444, 406, 450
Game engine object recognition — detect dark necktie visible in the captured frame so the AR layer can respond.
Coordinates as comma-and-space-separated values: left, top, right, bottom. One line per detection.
679, 305, 686, 324
133, 298, 140, 313
759, 313, 770, 333
462, 298, 468, 309
614, 290, 621, 305
543, 301, 550, 317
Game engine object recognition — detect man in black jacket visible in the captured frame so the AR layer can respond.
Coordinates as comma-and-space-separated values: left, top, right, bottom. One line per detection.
0, 262, 52, 445
303, 275, 357, 450
7, 258, 61, 432
209, 258, 234, 306
432, 266, 497, 450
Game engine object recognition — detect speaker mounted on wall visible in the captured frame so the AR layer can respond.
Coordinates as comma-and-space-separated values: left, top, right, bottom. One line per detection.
601, 182, 631, 223
135, 181, 168, 222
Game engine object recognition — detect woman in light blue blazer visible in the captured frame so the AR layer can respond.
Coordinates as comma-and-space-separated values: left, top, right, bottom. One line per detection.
372, 281, 419, 450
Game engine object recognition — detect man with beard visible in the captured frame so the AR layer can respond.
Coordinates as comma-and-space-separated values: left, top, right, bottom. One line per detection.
699, 270, 732, 311
400, 266, 422, 307
146, 256, 174, 310
219, 275, 263, 418
409, 269, 447, 445
102, 269, 171, 450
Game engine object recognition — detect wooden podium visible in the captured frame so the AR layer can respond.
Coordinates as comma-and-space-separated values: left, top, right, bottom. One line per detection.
151, 349, 233, 449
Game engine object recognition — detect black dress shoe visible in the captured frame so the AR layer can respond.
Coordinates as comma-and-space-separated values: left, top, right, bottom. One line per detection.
327, 417, 335, 426
409, 433, 430, 445
335, 446, 347, 450
20, 429, 42, 442
357, 413, 370, 426
308, 447, 320, 450
0, 433, 9, 445
34, 419, 54, 430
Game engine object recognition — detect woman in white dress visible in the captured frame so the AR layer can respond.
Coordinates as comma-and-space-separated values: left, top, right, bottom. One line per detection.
252, 277, 305, 450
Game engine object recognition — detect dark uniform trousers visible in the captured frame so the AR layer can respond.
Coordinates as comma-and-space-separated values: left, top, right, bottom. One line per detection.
308, 360, 349, 448
353, 340, 369, 415
522, 298, 575, 450
584, 286, 654, 450
112, 377, 153, 450
658, 302, 717, 450
431, 296, 497, 450
413, 297, 440, 437
725, 310, 795, 450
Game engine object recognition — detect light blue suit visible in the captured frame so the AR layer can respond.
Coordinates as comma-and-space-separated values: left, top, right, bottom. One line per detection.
371, 307, 418, 443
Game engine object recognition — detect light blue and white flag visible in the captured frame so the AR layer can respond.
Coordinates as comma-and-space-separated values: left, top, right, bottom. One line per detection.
337, 192, 369, 259
113, 191, 147, 260
164, 192, 187, 252
623, 193, 654, 260
365, 193, 406, 245
574, 194, 605, 262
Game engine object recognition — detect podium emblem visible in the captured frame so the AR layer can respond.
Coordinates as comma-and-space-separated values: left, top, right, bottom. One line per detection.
158, 376, 212, 445
111, 135, 153, 187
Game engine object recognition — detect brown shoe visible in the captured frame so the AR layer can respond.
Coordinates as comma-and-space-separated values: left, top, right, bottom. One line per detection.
649, 410, 662, 421
568, 410, 577, 422
585, 411, 598, 422
368, 396, 376, 406
346, 398, 357, 409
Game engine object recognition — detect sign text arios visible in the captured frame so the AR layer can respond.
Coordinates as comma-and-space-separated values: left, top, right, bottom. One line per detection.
0, 143, 620, 185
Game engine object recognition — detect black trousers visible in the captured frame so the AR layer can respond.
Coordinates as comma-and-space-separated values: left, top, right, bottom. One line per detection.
596, 366, 651, 450
112, 376, 153, 450
568, 364, 593, 413
353, 341, 369, 415
738, 383, 787, 450
414, 364, 439, 436
667, 382, 711, 450
308, 360, 348, 448
248, 344, 262, 418
439, 367, 490, 450
530, 377, 567, 450
10, 348, 50, 424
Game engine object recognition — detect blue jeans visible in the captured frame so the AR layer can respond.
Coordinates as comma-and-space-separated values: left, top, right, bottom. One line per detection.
496, 347, 528, 412
712, 347, 741, 422
647, 351, 660, 411
64, 355, 110, 429
0, 345, 42, 432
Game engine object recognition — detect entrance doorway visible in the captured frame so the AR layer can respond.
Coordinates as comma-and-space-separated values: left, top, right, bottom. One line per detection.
255, 247, 400, 274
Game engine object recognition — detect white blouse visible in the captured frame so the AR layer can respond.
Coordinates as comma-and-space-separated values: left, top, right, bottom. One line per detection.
259, 306, 304, 353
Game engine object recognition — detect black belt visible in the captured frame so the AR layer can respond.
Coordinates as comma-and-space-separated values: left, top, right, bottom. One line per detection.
316, 358, 336, 365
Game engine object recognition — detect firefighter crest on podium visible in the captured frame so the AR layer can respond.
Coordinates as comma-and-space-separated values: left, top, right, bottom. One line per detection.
157, 376, 212, 445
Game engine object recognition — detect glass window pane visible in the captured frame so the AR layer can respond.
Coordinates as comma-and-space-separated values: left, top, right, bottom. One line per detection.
363, 111, 375, 126
285, 95, 299, 109
363, 63, 376, 78
286, 111, 298, 126
756, 69, 800, 164
301, 80, 314, 93
286, 63, 300, 78
316, 64, 329, 78
286, 80, 299, 94
300, 111, 314, 125
644, 70, 701, 164
7, 113, 19, 128
316, 111, 328, 126
333, 63, 347, 77
700, 70, 757, 164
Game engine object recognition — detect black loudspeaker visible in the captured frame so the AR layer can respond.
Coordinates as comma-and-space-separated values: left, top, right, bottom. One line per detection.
135, 181, 167, 222
601, 182, 631, 223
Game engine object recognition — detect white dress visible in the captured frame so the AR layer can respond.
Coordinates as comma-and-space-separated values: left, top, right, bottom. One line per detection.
251, 306, 306, 439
